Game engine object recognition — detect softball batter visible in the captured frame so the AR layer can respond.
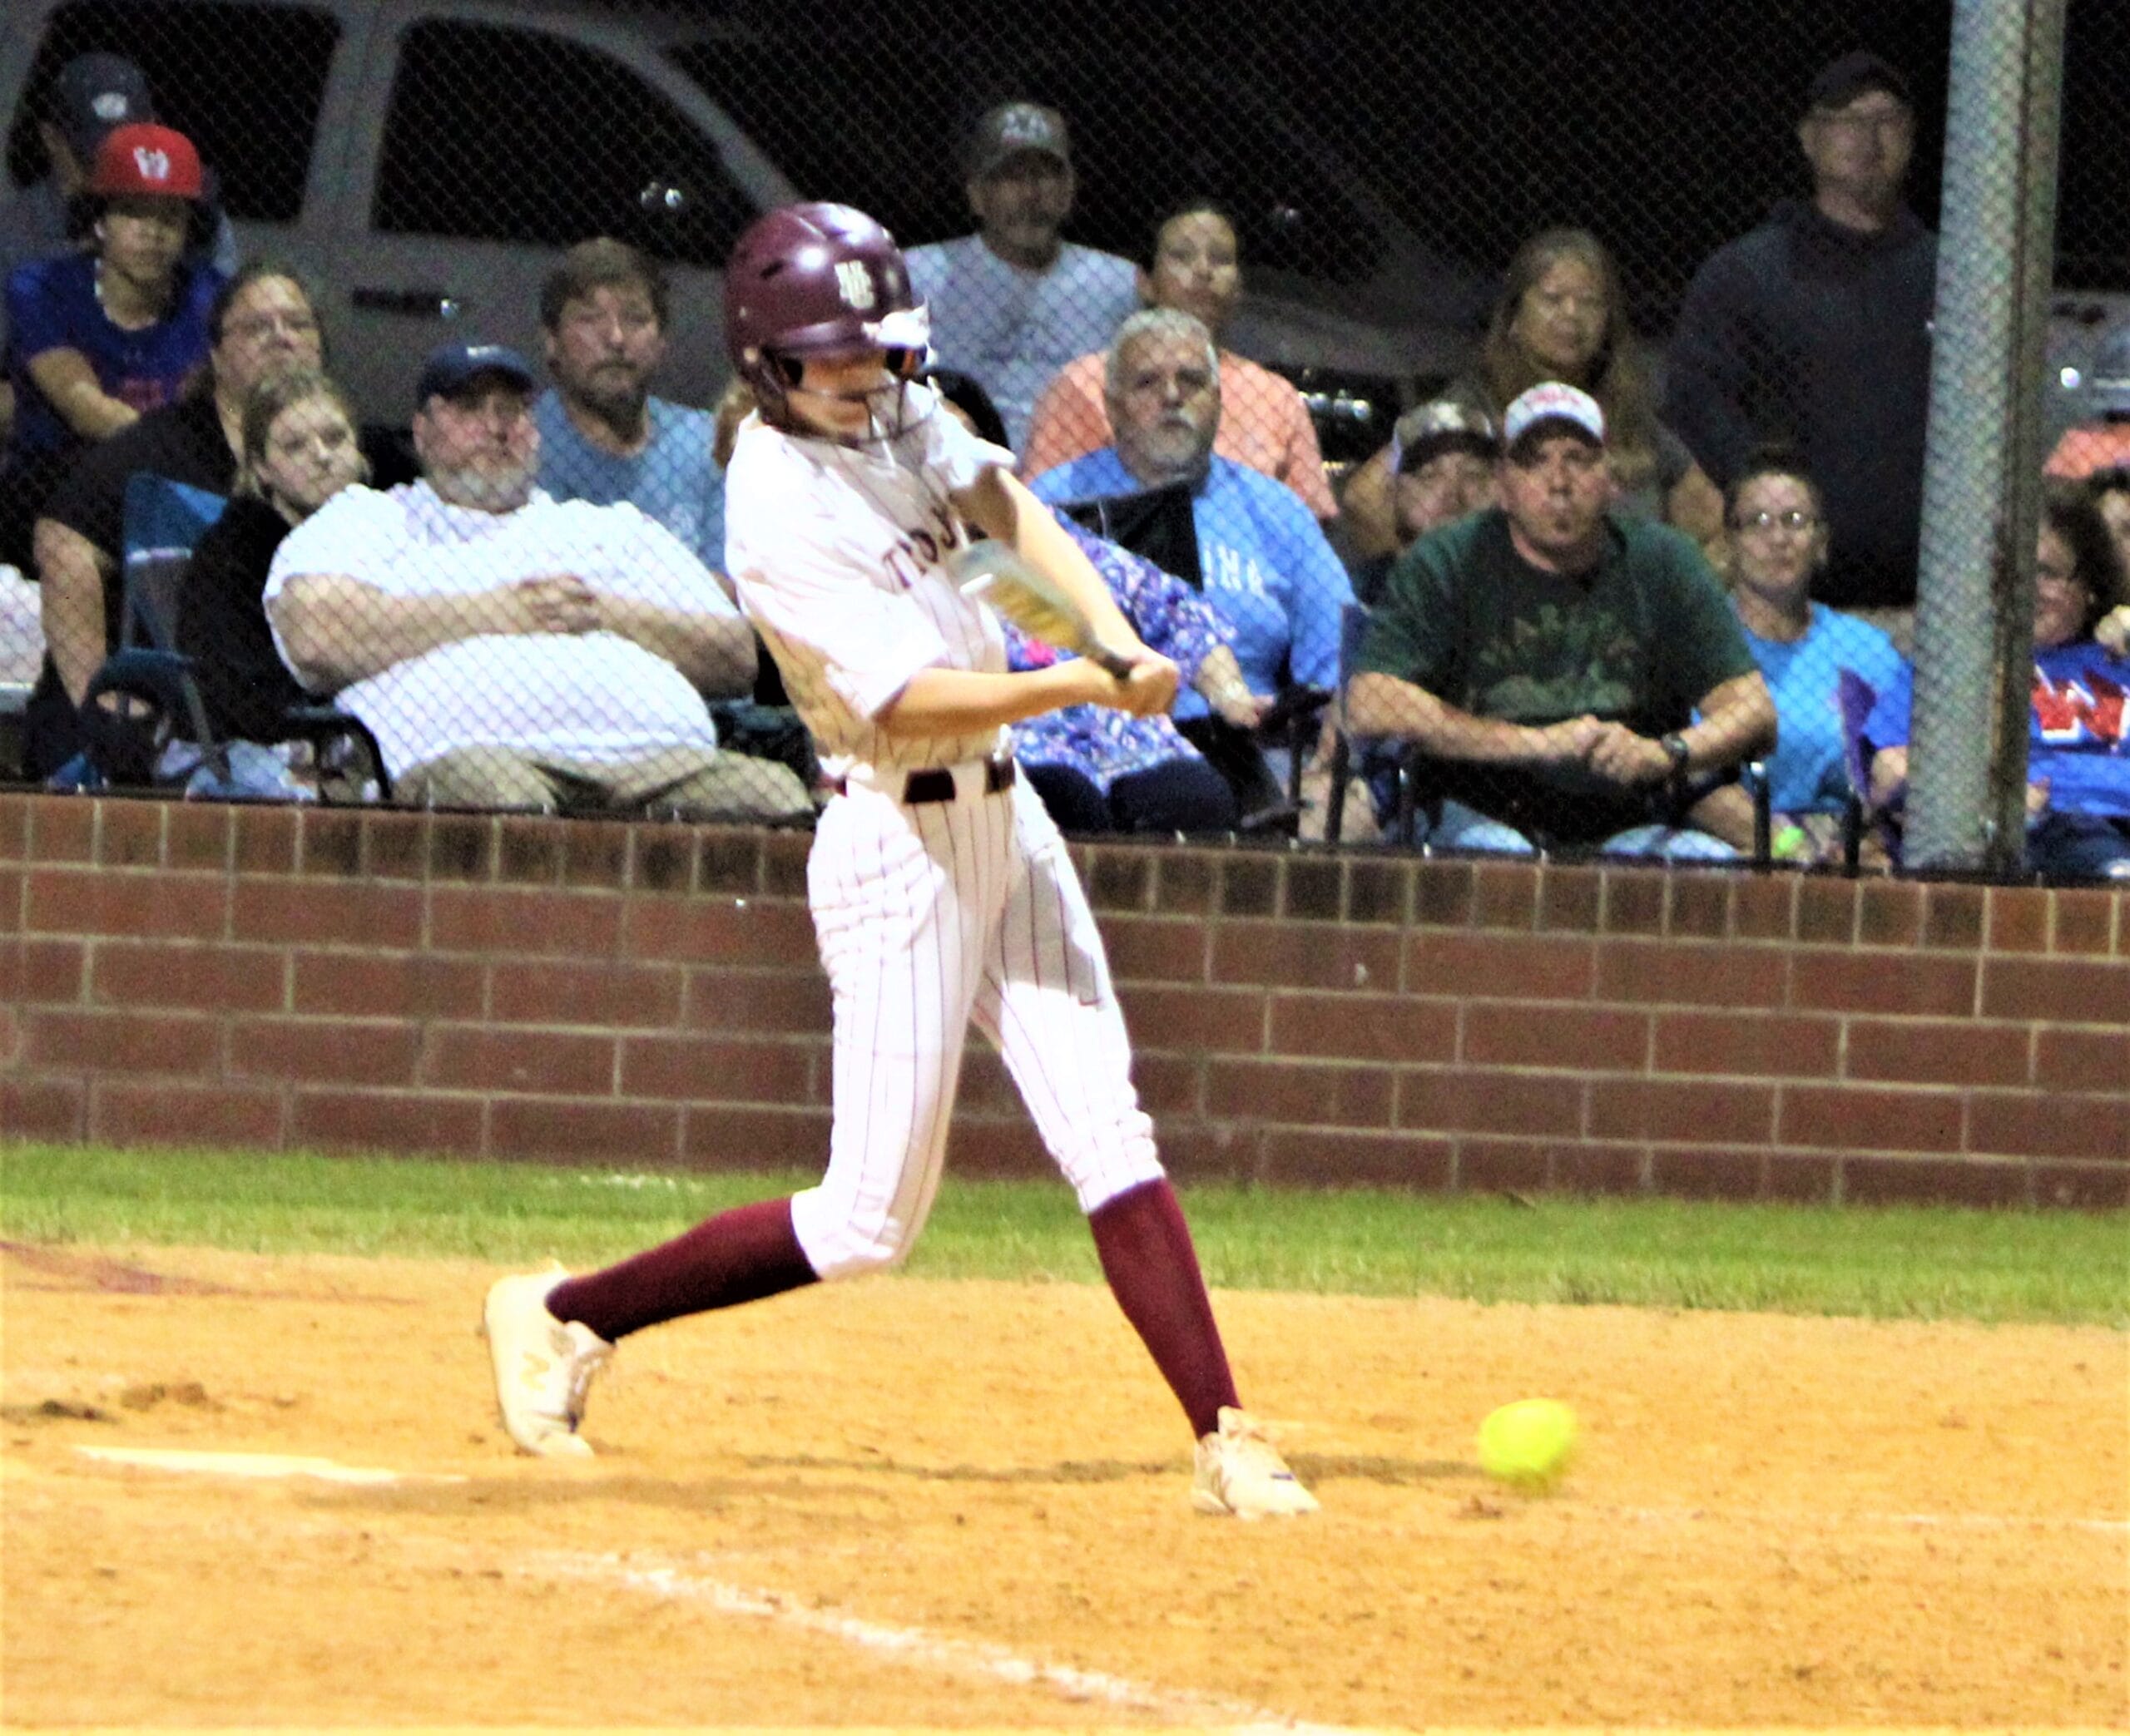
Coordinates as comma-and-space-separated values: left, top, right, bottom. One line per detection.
483, 201, 1315, 1520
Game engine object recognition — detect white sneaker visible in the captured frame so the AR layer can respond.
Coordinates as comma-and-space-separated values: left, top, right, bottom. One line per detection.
1192, 1406, 1319, 1518
481, 1269, 612, 1458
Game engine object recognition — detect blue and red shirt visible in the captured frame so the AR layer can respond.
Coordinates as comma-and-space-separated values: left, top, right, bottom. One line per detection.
4, 250, 223, 466
1867, 638, 2130, 817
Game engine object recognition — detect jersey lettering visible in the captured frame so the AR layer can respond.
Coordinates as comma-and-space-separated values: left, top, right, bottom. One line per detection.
2033, 665, 2128, 746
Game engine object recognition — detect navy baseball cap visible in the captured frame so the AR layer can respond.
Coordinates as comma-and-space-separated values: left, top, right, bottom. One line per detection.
414, 341, 537, 407
1806, 51, 1912, 115
51, 52, 153, 159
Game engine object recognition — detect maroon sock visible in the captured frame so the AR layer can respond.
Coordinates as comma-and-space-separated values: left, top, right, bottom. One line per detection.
1087, 1177, 1240, 1440
547, 1196, 818, 1343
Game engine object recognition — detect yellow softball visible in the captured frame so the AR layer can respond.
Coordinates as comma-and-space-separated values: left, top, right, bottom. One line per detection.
1477, 1397, 1580, 1494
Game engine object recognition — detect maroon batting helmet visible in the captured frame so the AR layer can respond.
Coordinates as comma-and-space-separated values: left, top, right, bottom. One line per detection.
725, 202, 929, 426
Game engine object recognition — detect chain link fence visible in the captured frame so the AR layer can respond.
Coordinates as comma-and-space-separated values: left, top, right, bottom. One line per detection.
0, 0, 2123, 877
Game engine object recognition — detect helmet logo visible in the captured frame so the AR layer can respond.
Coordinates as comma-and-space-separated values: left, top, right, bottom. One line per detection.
835, 260, 876, 311
131, 144, 173, 184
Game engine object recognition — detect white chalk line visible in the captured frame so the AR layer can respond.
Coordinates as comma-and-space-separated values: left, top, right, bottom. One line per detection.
1603, 1501, 2128, 1537
528, 1548, 1362, 1734
48, 1446, 1357, 1731
74, 1446, 465, 1486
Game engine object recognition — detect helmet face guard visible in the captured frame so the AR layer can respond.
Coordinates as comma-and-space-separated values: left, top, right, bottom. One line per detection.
725, 203, 932, 440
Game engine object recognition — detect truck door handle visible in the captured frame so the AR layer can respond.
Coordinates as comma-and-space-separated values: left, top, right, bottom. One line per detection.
351, 287, 463, 319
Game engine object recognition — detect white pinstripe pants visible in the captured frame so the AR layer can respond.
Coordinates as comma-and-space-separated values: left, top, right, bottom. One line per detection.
790, 773, 1164, 1279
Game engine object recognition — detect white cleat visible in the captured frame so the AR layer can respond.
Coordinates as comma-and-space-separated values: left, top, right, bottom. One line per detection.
1191, 1406, 1320, 1519
481, 1269, 612, 1459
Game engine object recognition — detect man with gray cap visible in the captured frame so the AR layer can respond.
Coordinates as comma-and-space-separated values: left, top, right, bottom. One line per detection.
263, 340, 811, 820
1666, 50, 1936, 613
1351, 398, 1500, 609
905, 101, 1137, 455
1349, 382, 1773, 858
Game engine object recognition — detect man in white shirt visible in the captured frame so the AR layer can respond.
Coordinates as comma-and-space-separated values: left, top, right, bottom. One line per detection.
264, 341, 811, 819
904, 102, 1137, 457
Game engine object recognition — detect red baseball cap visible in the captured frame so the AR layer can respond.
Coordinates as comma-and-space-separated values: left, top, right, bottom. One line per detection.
89, 122, 204, 200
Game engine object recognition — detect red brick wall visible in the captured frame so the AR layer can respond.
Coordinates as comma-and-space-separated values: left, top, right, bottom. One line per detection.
2, 792, 2124, 1207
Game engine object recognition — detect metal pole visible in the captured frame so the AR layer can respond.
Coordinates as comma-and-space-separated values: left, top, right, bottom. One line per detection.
1907, 0, 2068, 873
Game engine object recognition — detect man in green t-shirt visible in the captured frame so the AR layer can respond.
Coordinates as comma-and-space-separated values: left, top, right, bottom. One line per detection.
1349, 382, 1775, 854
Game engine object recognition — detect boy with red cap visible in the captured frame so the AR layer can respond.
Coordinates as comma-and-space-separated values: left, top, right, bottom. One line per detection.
1, 122, 224, 567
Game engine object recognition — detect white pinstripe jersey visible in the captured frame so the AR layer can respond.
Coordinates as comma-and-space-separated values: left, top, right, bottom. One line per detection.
726, 387, 1013, 779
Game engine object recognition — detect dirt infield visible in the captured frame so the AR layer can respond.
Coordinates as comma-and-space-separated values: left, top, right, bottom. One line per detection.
3, 1240, 2124, 1729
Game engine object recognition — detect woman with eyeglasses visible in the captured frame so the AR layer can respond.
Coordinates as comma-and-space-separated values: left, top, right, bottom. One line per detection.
1867, 482, 2130, 881
1721, 450, 1903, 864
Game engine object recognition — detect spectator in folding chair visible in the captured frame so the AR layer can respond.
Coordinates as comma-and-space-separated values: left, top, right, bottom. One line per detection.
1710, 450, 1903, 866
1346, 382, 1775, 860
1027, 309, 1353, 822
264, 340, 813, 821
1004, 519, 1240, 836
1021, 199, 1336, 522
1867, 483, 2130, 881
169, 367, 374, 798
22, 260, 342, 779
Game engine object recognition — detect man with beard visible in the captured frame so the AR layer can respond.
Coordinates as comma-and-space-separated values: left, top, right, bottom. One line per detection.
1028, 309, 1353, 732
532, 239, 726, 572
263, 340, 811, 820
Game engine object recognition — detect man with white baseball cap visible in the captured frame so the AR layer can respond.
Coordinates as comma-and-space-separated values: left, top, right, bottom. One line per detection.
1345, 381, 1775, 858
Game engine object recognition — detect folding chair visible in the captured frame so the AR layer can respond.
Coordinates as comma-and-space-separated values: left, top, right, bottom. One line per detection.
1325, 591, 1771, 860
1836, 668, 1898, 872
73, 473, 389, 799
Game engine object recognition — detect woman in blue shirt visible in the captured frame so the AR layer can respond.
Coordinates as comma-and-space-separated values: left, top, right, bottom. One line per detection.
1725, 451, 1904, 864
1868, 483, 2130, 880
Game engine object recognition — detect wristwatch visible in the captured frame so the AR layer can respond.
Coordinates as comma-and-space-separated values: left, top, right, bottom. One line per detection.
1659, 732, 1692, 777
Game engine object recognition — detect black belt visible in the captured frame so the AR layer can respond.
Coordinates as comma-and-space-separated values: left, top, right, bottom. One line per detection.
838, 755, 1017, 804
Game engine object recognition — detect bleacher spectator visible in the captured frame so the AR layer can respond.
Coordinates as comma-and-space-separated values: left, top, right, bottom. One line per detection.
1346, 382, 1774, 858
1008, 522, 1241, 836
1351, 399, 1498, 608
1667, 51, 1935, 615
905, 101, 1137, 456
1021, 200, 1336, 521
0, 52, 238, 452
1028, 309, 1352, 729
1344, 228, 1721, 561
1718, 451, 1903, 865
171, 367, 367, 794
2, 124, 222, 571
264, 340, 811, 821
1868, 483, 2130, 879
0, 52, 238, 293
533, 239, 725, 573
2045, 324, 2130, 483
23, 260, 330, 779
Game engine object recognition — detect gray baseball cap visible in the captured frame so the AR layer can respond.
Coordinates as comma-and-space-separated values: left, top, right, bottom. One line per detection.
963, 101, 1071, 181
50, 52, 153, 160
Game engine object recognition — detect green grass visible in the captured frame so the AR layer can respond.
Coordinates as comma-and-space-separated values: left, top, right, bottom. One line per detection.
3, 1140, 2126, 1327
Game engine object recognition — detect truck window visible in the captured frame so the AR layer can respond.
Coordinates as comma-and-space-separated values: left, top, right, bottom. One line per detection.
374, 21, 755, 265
6, 0, 337, 221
